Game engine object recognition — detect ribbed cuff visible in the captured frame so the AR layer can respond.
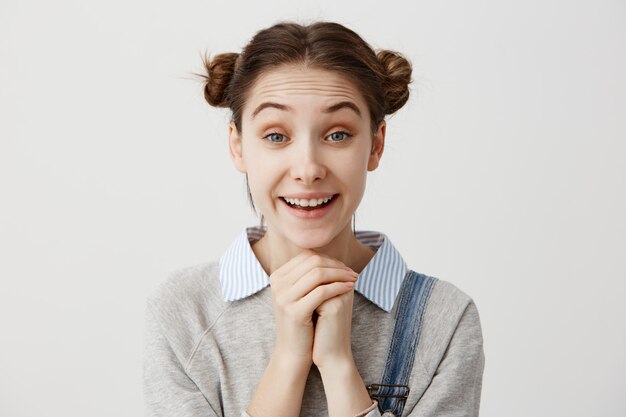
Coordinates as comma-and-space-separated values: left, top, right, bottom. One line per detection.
352, 400, 378, 417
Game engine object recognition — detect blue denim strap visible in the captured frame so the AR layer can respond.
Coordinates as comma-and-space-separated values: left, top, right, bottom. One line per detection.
367, 270, 438, 417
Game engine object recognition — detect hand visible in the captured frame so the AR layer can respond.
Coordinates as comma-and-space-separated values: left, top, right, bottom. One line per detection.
268, 249, 359, 367
312, 268, 358, 370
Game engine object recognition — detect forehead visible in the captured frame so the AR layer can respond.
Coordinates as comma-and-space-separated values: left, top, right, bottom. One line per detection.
244, 65, 367, 118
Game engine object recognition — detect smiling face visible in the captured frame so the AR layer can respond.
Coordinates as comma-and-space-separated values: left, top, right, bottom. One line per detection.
228, 64, 385, 250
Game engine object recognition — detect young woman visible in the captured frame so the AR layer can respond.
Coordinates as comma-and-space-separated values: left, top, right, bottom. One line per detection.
143, 21, 485, 417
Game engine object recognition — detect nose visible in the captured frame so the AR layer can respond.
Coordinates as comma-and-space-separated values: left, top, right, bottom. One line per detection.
289, 138, 326, 184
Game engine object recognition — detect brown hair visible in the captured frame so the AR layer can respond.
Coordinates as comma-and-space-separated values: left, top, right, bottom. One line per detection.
195, 20, 413, 214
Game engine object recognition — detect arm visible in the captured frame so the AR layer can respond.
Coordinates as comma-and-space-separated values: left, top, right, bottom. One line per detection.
406, 301, 485, 416
244, 350, 312, 417
318, 359, 381, 417
143, 300, 219, 417
312, 279, 379, 417
245, 250, 359, 416
316, 300, 485, 417
144, 289, 313, 417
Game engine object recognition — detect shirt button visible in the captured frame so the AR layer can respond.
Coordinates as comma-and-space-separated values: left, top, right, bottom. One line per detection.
382, 413, 396, 417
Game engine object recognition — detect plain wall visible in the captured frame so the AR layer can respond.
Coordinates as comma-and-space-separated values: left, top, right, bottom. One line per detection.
1, 0, 624, 415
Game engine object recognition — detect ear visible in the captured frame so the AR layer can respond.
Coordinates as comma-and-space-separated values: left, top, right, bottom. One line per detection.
367, 120, 386, 171
228, 121, 246, 173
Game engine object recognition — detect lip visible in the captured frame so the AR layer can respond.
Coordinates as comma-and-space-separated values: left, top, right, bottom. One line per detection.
280, 192, 338, 199
278, 193, 339, 219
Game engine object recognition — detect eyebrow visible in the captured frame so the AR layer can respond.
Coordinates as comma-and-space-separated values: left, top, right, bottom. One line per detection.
251, 100, 362, 119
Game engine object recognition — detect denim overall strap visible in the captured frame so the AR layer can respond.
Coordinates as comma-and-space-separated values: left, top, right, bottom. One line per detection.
367, 270, 438, 417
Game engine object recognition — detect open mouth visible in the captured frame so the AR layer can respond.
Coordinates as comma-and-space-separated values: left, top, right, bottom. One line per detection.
279, 193, 339, 211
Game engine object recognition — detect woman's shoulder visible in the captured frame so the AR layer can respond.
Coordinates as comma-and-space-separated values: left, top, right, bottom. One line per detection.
144, 260, 229, 356
415, 274, 484, 375
147, 259, 223, 309
428, 276, 476, 313
408, 270, 477, 315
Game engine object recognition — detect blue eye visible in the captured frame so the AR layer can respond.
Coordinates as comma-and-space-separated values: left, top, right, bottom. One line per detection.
263, 132, 287, 143
261, 130, 353, 144
326, 131, 353, 142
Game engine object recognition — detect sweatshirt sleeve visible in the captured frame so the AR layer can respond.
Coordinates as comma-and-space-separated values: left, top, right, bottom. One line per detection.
142, 297, 220, 417
406, 300, 485, 417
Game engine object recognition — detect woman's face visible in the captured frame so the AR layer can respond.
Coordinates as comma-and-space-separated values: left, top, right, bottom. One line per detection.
228, 64, 385, 249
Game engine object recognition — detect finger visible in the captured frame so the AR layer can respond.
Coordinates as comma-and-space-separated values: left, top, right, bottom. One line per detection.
299, 281, 355, 314
281, 253, 352, 288
270, 249, 315, 281
288, 266, 358, 301
277, 248, 345, 279
274, 248, 318, 277
268, 249, 317, 289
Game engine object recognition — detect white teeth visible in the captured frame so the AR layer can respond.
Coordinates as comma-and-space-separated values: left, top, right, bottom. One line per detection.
283, 194, 334, 207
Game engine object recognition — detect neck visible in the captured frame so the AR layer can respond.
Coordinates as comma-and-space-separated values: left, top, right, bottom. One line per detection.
251, 223, 375, 276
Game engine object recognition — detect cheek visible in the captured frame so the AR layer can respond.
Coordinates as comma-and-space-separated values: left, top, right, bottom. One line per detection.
245, 161, 281, 199
333, 159, 367, 192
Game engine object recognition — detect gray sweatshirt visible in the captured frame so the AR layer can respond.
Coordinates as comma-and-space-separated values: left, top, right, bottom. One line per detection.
143, 260, 485, 416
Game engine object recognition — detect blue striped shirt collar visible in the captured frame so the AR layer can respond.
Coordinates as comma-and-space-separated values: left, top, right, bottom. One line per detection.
219, 226, 408, 312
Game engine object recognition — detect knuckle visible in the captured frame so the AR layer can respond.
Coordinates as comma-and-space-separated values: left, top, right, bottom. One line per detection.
311, 267, 324, 282
274, 293, 288, 308
316, 285, 329, 299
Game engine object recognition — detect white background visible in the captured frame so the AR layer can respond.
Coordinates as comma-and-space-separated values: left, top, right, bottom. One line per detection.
1, 0, 625, 416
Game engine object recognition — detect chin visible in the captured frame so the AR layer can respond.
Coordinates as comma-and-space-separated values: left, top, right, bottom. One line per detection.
284, 227, 335, 250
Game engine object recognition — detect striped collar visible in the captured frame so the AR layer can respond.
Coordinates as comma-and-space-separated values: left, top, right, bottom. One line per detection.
218, 226, 408, 312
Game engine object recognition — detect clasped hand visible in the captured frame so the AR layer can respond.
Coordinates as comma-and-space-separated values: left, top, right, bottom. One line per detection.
268, 249, 359, 370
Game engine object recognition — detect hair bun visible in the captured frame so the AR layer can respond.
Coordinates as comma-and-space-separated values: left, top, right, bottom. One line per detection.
198, 52, 240, 108
376, 50, 413, 115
